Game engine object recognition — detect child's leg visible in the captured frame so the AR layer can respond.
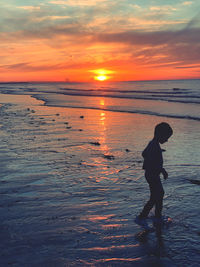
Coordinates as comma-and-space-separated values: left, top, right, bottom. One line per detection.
139, 181, 156, 218
139, 172, 164, 219
154, 179, 164, 218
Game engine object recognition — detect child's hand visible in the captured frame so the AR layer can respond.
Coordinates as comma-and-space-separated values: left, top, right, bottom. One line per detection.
162, 169, 168, 180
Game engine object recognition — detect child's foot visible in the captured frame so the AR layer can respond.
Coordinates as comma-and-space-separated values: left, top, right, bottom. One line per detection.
135, 216, 151, 230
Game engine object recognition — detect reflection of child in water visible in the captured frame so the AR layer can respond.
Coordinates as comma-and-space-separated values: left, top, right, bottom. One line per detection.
135, 122, 173, 227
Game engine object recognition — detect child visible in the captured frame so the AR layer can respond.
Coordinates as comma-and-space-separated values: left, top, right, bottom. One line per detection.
135, 122, 173, 227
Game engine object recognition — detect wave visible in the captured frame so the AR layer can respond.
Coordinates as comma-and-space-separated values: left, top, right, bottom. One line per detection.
33, 94, 200, 122
0, 81, 200, 104
54, 89, 200, 104
0, 81, 200, 121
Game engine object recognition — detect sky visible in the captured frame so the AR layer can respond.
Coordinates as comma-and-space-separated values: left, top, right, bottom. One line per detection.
0, 0, 200, 82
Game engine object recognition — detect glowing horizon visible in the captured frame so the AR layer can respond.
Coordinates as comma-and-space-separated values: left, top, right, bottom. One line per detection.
0, 1, 200, 82
89, 69, 114, 81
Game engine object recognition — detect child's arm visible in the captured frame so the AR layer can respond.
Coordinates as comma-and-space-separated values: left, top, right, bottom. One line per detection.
161, 168, 168, 180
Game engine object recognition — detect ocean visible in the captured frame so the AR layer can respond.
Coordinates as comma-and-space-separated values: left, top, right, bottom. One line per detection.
1, 79, 200, 120
0, 79, 199, 266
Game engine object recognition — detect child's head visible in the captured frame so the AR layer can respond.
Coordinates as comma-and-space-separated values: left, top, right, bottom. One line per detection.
154, 122, 173, 144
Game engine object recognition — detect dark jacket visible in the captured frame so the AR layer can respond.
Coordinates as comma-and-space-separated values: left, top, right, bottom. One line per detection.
142, 138, 163, 174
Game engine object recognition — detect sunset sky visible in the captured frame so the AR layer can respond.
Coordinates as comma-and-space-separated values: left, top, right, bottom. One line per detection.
0, 0, 200, 82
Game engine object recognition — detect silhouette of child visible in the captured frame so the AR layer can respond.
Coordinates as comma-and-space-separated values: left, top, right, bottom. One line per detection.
135, 122, 173, 227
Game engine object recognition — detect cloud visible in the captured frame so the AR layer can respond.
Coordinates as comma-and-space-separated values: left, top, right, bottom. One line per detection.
175, 64, 200, 68
0, 62, 31, 72
131, 4, 141, 9
49, 1, 67, 4
0, 62, 69, 72
49, 0, 107, 6
182, 1, 193, 6
184, 13, 200, 29
17, 6, 41, 11
150, 6, 177, 12
95, 27, 200, 46
0, 0, 193, 40
92, 22, 200, 68
0, 1, 200, 81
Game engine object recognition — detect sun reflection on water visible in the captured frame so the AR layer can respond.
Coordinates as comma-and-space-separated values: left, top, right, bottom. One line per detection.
100, 99, 105, 106
100, 112, 105, 124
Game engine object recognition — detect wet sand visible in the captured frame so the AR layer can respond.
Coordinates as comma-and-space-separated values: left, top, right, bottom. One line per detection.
0, 93, 200, 266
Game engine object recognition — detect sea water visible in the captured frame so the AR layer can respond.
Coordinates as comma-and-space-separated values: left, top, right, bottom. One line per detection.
0, 80, 199, 266
1, 79, 200, 120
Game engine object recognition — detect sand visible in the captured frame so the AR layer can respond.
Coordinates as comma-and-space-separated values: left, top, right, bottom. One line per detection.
0, 93, 200, 266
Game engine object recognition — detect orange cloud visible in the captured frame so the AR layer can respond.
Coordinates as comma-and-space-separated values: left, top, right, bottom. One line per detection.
17, 6, 41, 11
0, 1, 200, 81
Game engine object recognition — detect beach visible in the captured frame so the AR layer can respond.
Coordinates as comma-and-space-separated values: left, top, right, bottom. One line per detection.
0, 82, 200, 266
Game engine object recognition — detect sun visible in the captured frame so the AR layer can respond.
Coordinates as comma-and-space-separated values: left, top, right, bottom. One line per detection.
95, 75, 108, 81
89, 69, 115, 81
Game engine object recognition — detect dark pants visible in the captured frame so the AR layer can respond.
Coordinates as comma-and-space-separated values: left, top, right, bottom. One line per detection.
139, 171, 164, 218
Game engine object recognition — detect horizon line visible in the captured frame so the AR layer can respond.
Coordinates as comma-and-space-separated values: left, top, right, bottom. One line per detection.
0, 78, 200, 84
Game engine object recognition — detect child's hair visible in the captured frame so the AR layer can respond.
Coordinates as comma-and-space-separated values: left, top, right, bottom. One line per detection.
154, 122, 173, 138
